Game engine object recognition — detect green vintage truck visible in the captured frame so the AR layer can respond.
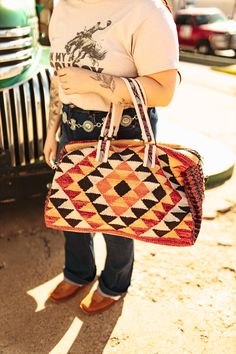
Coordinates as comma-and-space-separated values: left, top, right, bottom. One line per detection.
0, 0, 53, 200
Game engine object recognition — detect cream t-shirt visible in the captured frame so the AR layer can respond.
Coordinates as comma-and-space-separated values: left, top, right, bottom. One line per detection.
49, 0, 179, 111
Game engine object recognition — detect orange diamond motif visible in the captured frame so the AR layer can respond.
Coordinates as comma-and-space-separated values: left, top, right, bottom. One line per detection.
134, 182, 149, 199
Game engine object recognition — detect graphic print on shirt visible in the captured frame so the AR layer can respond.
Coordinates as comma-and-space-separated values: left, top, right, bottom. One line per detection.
65, 21, 112, 67
50, 20, 112, 73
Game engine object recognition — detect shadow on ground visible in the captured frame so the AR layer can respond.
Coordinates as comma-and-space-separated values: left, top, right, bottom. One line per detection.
0, 196, 123, 354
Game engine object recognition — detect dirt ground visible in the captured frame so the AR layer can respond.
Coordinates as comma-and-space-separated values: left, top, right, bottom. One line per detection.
0, 170, 235, 354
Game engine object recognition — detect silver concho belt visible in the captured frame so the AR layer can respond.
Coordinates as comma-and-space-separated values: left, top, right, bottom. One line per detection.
62, 111, 138, 132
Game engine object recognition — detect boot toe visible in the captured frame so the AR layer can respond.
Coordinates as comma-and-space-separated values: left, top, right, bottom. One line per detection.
80, 289, 124, 315
49, 280, 82, 302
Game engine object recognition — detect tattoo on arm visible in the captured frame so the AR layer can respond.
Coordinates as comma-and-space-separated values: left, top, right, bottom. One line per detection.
118, 98, 131, 107
90, 73, 116, 92
48, 79, 61, 130
90, 73, 132, 107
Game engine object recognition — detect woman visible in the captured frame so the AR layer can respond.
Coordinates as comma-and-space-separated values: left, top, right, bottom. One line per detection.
44, 0, 179, 315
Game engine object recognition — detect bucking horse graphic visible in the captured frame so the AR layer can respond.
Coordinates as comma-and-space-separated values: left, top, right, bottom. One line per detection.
65, 20, 112, 67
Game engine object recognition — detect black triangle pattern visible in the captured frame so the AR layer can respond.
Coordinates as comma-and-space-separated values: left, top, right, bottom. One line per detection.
144, 173, 158, 183
120, 216, 137, 226
87, 169, 103, 177
142, 198, 157, 209
50, 188, 59, 197
85, 193, 101, 202
131, 207, 147, 218
93, 203, 109, 214
119, 148, 135, 156
169, 176, 180, 185
100, 215, 117, 223
158, 154, 169, 164
135, 164, 151, 172
179, 206, 190, 213
109, 152, 123, 162
152, 229, 168, 237
66, 218, 82, 228
71, 150, 84, 156
152, 185, 166, 201
127, 153, 143, 163
59, 208, 74, 219
164, 220, 180, 230
163, 165, 173, 175
99, 161, 114, 170
50, 197, 67, 208
62, 155, 75, 165
110, 223, 125, 230
171, 211, 188, 222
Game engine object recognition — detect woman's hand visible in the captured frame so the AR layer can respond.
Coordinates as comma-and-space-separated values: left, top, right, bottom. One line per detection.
57, 67, 92, 95
43, 132, 58, 169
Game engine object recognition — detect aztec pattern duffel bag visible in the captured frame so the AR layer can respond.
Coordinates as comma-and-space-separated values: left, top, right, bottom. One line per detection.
45, 78, 205, 246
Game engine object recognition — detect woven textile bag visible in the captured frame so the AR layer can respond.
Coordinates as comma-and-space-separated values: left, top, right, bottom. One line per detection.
45, 78, 205, 246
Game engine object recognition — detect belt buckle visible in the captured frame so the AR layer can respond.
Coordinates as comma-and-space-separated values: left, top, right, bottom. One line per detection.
83, 120, 94, 132
121, 115, 132, 127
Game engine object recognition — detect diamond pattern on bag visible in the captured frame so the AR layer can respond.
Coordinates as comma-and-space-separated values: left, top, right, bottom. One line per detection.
78, 176, 93, 191
114, 180, 131, 196
45, 142, 203, 246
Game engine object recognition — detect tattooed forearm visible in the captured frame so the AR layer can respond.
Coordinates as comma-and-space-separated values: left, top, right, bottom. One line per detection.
90, 73, 116, 92
118, 98, 132, 108
47, 78, 62, 130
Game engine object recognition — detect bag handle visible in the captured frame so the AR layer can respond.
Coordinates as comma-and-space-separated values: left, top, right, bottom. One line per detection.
96, 78, 157, 167
96, 104, 124, 162
122, 78, 156, 167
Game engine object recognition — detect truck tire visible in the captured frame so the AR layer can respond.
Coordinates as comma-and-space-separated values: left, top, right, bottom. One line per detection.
196, 40, 213, 55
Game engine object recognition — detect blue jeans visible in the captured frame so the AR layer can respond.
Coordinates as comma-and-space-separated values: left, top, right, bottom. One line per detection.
58, 104, 158, 296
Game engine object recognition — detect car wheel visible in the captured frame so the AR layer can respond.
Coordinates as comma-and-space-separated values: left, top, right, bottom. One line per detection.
196, 40, 213, 55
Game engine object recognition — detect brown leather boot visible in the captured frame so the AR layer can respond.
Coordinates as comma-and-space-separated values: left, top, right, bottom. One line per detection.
49, 280, 84, 302
80, 289, 124, 315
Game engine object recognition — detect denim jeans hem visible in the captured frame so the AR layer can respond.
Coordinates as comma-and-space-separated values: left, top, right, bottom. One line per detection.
98, 276, 129, 297
64, 276, 83, 286
63, 268, 96, 286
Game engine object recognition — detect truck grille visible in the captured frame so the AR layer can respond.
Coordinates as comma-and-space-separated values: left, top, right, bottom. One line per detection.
0, 67, 53, 167
0, 26, 35, 80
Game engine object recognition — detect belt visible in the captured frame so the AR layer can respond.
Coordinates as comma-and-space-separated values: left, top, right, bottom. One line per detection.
62, 111, 138, 133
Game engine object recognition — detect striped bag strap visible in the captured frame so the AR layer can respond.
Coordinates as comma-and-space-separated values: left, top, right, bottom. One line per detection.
96, 78, 156, 167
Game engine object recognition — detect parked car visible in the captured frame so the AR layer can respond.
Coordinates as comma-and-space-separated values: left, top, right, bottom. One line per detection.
175, 7, 236, 55
0, 0, 53, 201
